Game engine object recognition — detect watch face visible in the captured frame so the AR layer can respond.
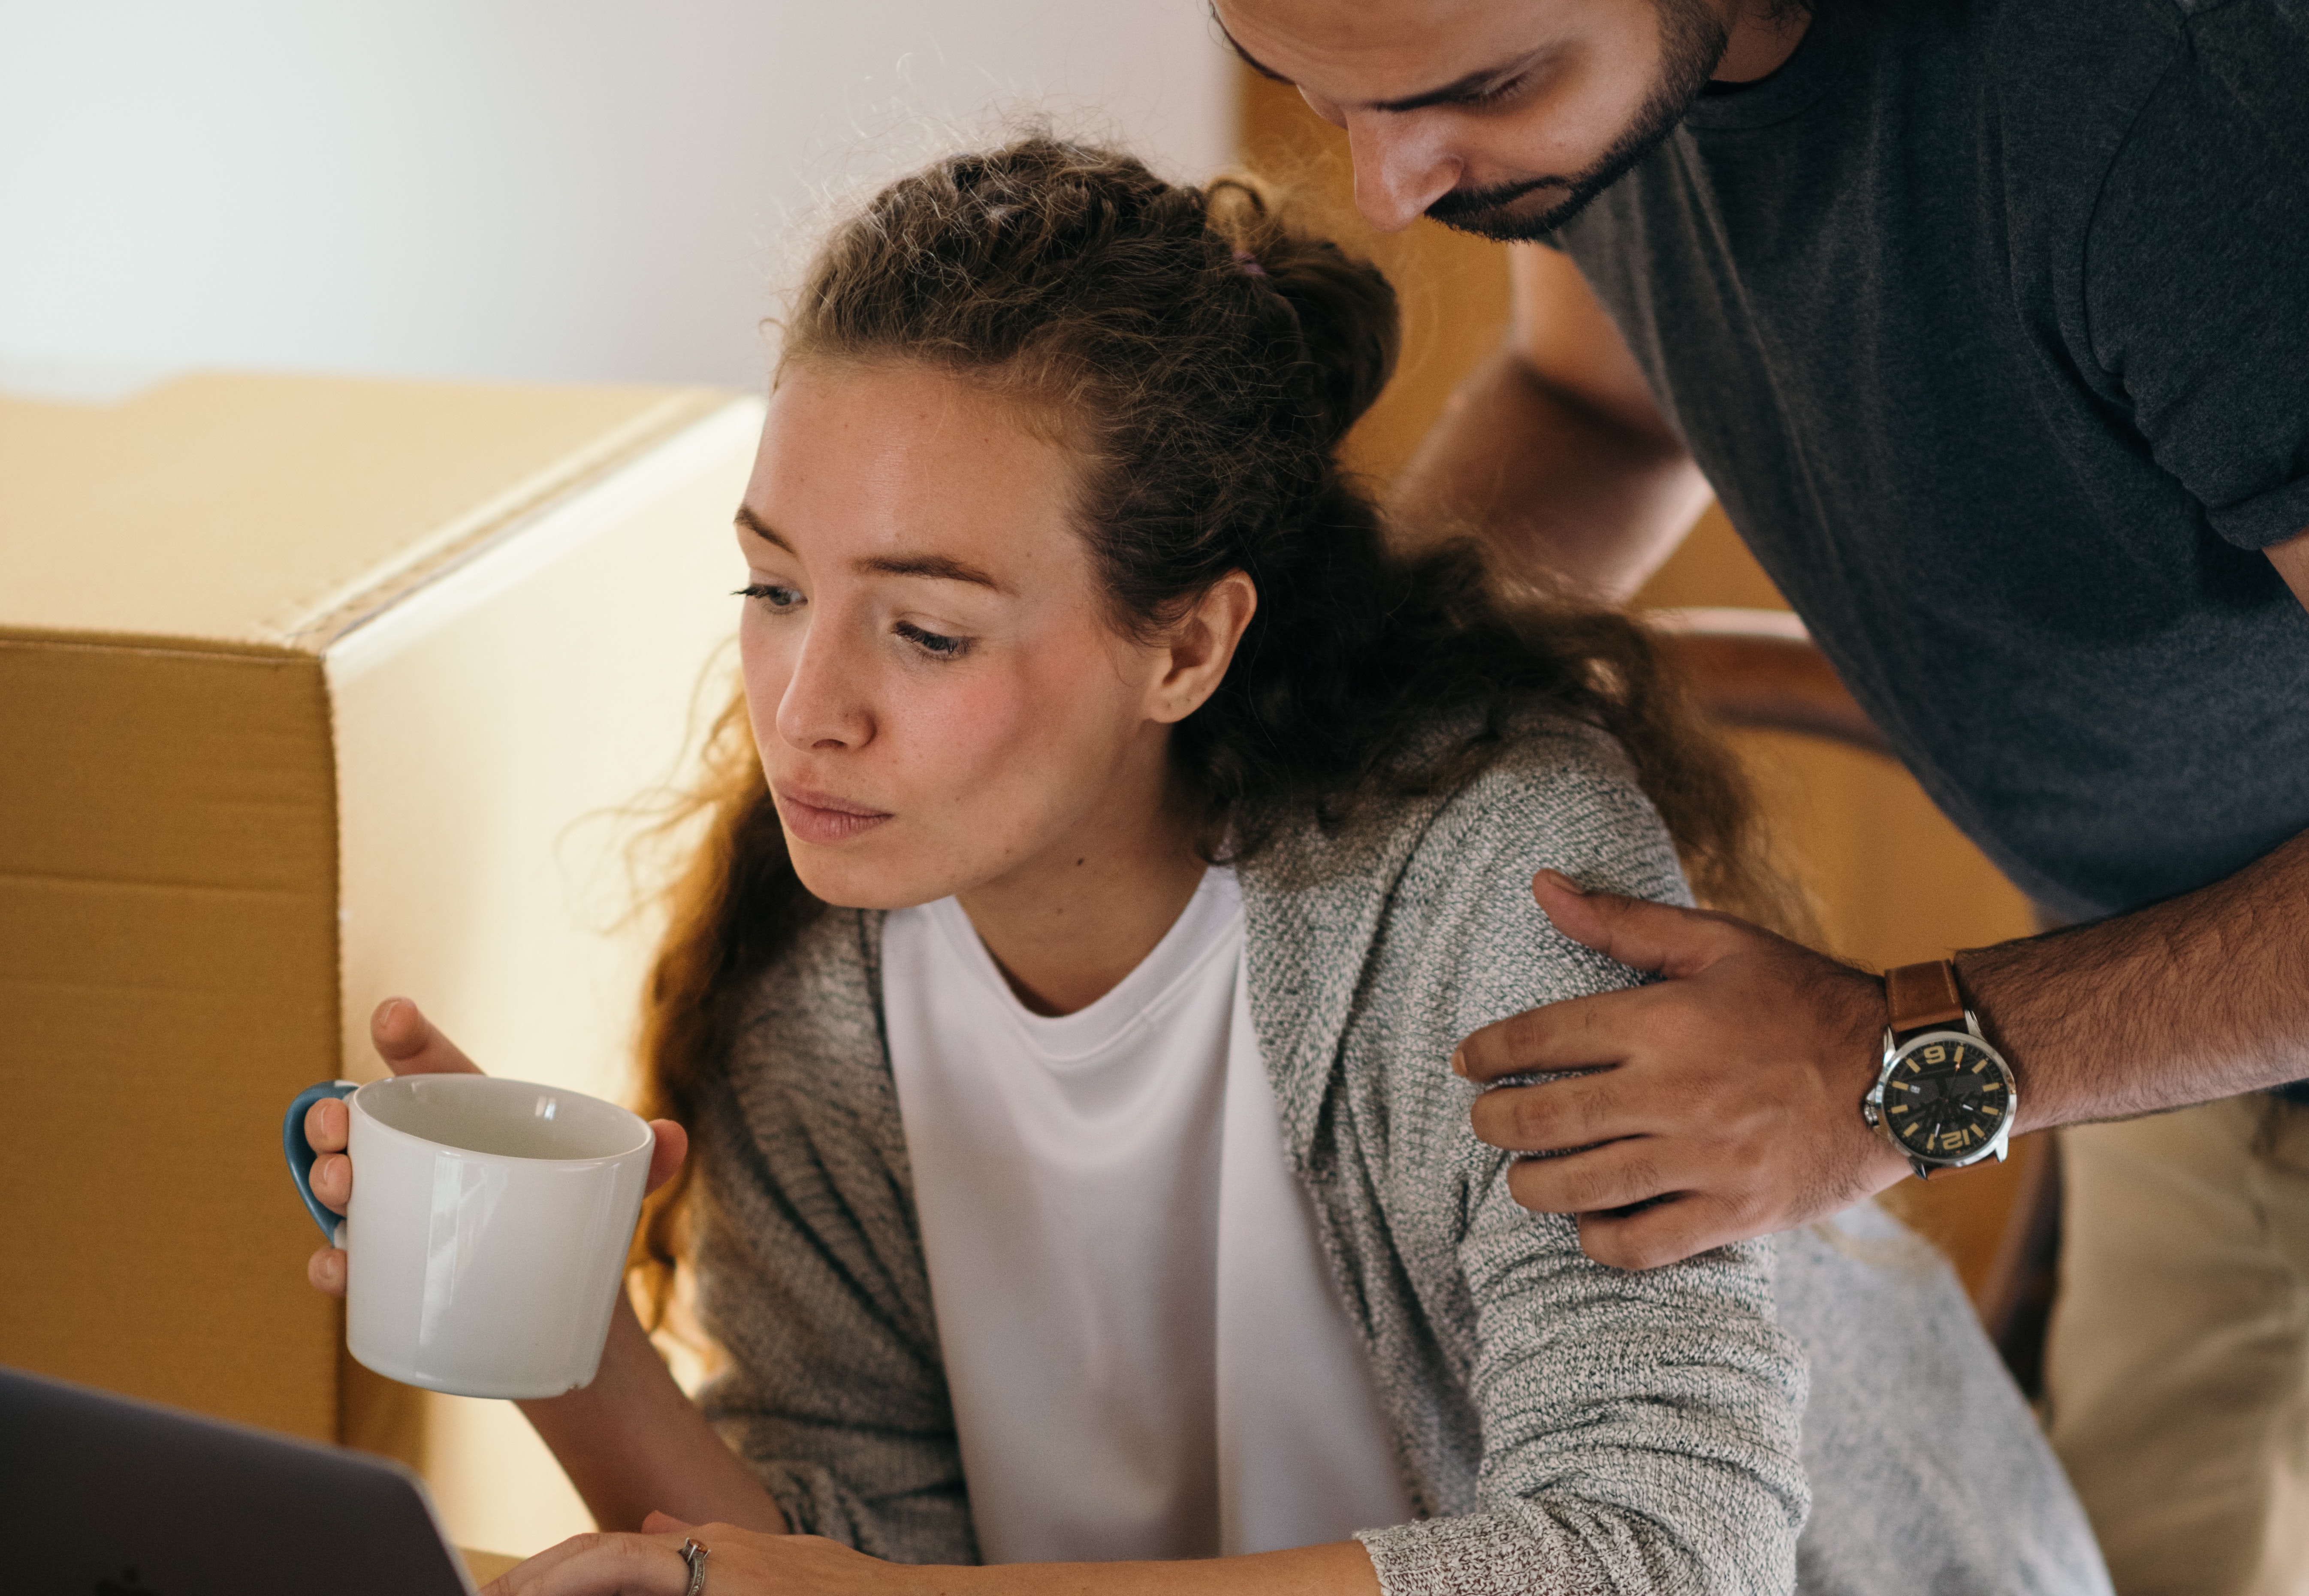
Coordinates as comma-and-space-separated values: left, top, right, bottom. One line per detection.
1883, 1034, 2009, 1162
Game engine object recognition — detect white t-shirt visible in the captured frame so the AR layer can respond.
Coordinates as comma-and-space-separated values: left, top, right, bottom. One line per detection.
882, 868, 1413, 1564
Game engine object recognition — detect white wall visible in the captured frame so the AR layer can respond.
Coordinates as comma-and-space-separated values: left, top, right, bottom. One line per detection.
0, 1, 1234, 391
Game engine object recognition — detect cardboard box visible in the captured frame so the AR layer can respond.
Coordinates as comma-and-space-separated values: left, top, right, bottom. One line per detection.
0, 371, 761, 1551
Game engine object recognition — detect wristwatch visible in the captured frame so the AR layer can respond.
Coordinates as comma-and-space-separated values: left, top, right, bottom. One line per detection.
1860, 959, 2016, 1180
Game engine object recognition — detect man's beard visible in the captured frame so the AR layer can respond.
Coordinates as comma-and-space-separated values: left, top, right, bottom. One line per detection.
1425, 0, 1730, 241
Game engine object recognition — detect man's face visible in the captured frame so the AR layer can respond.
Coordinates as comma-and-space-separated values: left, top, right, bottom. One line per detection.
1215, 0, 1730, 240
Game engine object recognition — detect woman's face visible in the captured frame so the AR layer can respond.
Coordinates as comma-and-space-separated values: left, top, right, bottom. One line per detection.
733, 360, 1230, 911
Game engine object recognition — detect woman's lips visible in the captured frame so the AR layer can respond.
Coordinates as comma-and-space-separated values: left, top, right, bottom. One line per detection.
773, 785, 893, 846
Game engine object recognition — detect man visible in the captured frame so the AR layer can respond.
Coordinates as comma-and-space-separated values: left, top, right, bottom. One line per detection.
1207, 0, 2309, 1590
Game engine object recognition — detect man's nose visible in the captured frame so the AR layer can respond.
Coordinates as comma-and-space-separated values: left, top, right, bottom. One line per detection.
1345, 113, 1461, 232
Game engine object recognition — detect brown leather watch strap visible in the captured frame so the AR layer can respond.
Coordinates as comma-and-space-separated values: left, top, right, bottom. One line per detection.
1886, 959, 1966, 1035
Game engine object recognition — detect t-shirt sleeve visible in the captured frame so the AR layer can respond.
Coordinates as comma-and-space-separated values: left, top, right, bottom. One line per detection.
1351, 729, 1808, 1596
2083, 0, 2309, 551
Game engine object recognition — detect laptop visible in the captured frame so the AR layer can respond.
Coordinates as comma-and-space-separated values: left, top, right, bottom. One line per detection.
0, 1363, 479, 1596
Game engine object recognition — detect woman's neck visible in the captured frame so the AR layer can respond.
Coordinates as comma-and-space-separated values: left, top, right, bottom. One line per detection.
954, 760, 1210, 1018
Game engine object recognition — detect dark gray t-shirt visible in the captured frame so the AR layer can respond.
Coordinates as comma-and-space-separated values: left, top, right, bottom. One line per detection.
1551, 0, 2309, 921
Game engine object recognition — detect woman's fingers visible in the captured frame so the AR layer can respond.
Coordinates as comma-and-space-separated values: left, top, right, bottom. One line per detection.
371, 996, 486, 1077
302, 1099, 348, 1298
304, 1095, 350, 1155
483, 1531, 693, 1596
645, 1121, 689, 1198
306, 1245, 346, 1297
302, 1002, 490, 1307
481, 1524, 872, 1596
308, 1149, 352, 1212
478, 1530, 613, 1589
305, 1001, 472, 1237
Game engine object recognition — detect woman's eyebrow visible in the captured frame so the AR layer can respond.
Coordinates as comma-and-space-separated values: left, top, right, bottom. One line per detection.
857, 552, 1002, 591
734, 504, 793, 551
739, 503, 993, 589
739, 504, 999, 589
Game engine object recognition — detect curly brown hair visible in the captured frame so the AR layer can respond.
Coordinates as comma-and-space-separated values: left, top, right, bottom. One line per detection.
628, 136, 1793, 1319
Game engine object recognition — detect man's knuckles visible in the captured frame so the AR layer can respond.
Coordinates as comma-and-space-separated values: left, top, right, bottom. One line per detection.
1504, 1160, 1570, 1213
1568, 1154, 1665, 1214
1591, 1189, 1772, 1267
1582, 1213, 1719, 1272
1467, 1089, 1521, 1148
1707, 1180, 1779, 1238
1568, 1077, 1628, 1140
1472, 1084, 1566, 1150
1474, 1075, 1638, 1151
1506, 1148, 1662, 1214
1457, 1007, 1557, 1080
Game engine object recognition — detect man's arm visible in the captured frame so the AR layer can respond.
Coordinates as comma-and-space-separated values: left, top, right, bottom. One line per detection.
1451, 526, 2309, 1269
1967, 830, 2309, 1125
1388, 245, 1712, 600
1971, 524, 2309, 1124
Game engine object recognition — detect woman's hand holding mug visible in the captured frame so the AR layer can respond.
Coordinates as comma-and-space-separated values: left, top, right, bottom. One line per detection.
305, 999, 465, 1294
286, 996, 689, 1397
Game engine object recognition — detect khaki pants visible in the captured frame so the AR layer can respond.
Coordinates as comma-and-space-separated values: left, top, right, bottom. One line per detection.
2049, 1097, 2309, 1596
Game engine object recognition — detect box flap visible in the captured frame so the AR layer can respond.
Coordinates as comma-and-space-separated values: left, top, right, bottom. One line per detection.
0, 372, 731, 653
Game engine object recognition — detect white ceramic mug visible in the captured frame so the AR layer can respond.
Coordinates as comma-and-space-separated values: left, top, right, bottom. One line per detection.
284, 1074, 653, 1399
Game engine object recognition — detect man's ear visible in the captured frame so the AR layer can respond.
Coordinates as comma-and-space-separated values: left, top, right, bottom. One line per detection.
1149, 570, 1258, 724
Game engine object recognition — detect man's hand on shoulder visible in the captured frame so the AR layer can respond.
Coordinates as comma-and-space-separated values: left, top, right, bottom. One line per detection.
1455, 869, 1911, 1269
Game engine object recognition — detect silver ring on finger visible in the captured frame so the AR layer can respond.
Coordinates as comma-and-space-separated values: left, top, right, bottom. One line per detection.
679, 1536, 709, 1596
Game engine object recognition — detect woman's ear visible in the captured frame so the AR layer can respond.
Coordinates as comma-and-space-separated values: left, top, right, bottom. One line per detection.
1148, 570, 1258, 724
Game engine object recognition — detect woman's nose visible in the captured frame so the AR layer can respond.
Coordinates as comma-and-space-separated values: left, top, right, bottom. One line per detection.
1346, 113, 1462, 233
775, 625, 873, 752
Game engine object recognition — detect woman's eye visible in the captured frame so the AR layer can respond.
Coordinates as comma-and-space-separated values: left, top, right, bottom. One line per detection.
734, 583, 803, 609
893, 620, 970, 660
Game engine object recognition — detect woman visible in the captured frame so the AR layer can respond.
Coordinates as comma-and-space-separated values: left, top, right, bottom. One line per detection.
302, 138, 2105, 1595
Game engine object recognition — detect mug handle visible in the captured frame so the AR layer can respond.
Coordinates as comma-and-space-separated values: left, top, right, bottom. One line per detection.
284, 1080, 360, 1244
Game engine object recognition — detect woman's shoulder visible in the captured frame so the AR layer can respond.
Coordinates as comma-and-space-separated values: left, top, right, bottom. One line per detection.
1414, 718, 1692, 910
1237, 718, 1693, 1107
1371, 720, 1691, 1030
1244, 715, 1690, 914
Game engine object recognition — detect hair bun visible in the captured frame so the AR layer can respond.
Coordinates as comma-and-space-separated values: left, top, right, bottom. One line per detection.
1206, 179, 1400, 450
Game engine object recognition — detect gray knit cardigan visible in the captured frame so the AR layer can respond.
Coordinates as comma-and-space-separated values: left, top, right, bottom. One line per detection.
686, 724, 2110, 1596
